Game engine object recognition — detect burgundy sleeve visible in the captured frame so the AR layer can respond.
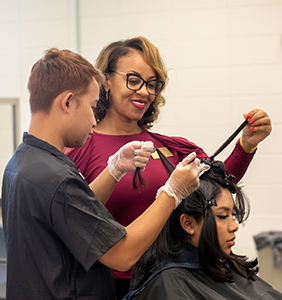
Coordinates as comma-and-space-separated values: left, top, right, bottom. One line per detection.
223, 139, 256, 183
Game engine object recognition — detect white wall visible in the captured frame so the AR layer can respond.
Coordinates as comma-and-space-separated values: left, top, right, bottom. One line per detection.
1, 0, 282, 281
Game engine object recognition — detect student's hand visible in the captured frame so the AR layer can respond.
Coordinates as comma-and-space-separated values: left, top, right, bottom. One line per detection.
108, 141, 155, 182
156, 152, 204, 208
241, 108, 272, 153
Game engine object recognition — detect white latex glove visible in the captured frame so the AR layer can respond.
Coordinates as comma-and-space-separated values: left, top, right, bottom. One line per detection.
108, 141, 155, 182
156, 152, 204, 208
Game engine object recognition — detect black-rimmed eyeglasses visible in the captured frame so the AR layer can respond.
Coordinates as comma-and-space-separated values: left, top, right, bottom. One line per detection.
115, 71, 165, 96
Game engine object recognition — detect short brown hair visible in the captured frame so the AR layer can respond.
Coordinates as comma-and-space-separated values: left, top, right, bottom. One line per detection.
28, 48, 104, 114
95, 36, 168, 130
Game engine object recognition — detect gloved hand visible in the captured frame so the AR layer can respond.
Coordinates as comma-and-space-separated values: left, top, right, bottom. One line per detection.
156, 152, 204, 208
108, 141, 155, 182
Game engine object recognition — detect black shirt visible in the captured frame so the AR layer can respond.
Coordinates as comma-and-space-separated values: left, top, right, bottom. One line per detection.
2, 132, 126, 300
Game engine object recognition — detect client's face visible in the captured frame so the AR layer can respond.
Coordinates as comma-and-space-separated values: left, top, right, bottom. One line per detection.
212, 188, 239, 255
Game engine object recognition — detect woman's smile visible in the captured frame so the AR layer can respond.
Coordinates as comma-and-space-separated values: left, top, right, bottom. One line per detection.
131, 99, 147, 110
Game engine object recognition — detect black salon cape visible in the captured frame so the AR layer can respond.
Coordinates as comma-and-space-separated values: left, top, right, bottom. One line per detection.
124, 244, 282, 300
128, 268, 282, 300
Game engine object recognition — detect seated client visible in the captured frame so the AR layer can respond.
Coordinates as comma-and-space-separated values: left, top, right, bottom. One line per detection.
124, 160, 282, 300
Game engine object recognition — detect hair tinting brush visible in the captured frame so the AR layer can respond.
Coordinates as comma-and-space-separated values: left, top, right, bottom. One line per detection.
209, 118, 249, 160
133, 118, 250, 189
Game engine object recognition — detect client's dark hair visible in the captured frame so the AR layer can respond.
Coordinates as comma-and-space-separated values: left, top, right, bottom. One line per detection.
131, 160, 258, 289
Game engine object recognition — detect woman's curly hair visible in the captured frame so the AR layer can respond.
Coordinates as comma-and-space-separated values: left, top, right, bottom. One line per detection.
94, 36, 168, 130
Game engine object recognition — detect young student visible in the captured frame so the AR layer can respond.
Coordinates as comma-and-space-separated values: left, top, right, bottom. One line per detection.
65, 36, 272, 299
1, 48, 203, 300
124, 160, 282, 300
